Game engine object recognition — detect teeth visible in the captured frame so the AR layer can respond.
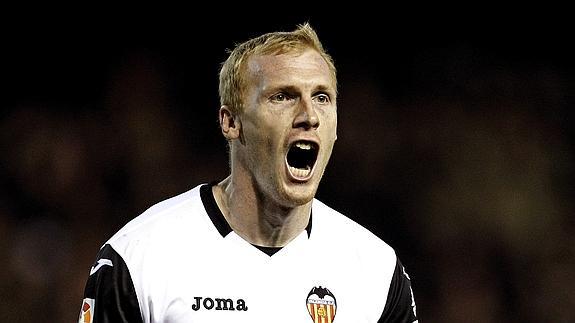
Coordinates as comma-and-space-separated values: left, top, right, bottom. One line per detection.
295, 142, 312, 150
289, 166, 311, 178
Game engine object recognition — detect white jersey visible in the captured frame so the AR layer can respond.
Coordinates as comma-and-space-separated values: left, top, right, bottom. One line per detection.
79, 183, 417, 322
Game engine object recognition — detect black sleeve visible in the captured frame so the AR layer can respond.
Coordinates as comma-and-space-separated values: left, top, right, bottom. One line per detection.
378, 258, 418, 323
78, 244, 144, 323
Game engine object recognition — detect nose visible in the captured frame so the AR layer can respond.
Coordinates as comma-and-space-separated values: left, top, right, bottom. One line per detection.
293, 97, 319, 130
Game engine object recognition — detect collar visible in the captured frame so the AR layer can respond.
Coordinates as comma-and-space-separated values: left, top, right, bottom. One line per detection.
199, 182, 312, 239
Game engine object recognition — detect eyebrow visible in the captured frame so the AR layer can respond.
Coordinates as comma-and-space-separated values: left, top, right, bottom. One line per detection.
313, 84, 335, 94
267, 84, 335, 95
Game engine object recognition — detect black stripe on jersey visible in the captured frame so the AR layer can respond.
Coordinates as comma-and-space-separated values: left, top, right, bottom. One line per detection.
305, 210, 312, 238
200, 182, 313, 239
200, 182, 233, 237
81, 244, 143, 323
252, 244, 282, 256
379, 258, 418, 323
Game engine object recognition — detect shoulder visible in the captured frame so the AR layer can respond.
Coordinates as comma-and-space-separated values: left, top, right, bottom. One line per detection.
311, 198, 397, 264
104, 184, 210, 257
311, 199, 418, 321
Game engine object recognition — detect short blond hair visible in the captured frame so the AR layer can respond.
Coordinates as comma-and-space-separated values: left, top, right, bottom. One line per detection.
218, 23, 337, 115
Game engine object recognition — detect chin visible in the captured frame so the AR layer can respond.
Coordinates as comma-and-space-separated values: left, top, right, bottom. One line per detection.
280, 181, 318, 207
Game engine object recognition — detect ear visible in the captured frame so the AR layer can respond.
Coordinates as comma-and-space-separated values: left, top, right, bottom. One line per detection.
219, 105, 241, 140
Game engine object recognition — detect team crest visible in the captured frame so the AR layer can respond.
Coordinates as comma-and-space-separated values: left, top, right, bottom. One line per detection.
306, 286, 337, 323
78, 298, 95, 323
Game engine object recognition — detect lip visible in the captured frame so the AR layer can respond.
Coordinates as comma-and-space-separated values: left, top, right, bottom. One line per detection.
284, 137, 320, 183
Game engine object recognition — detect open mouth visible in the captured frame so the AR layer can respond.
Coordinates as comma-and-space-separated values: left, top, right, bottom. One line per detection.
286, 140, 319, 180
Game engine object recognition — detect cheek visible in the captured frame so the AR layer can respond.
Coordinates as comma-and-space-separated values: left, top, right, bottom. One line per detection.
320, 108, 337, 127
246, 124, 282, 160
322, 113, 338, 139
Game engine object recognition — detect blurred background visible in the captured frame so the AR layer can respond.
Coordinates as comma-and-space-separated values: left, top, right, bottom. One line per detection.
1, 8, 573, 322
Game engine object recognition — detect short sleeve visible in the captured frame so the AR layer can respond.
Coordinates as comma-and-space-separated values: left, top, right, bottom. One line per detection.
378, 258, 418, 322
78, 244, 143, 323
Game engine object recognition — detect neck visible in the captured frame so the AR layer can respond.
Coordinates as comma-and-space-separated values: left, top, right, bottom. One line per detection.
213, 175, 311, 247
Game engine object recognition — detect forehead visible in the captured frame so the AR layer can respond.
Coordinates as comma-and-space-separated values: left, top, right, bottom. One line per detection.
245, 49, 335, 90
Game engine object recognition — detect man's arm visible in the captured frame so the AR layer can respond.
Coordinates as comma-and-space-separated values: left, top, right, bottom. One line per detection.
379, 258, 418, 323
78, 244, 143, 323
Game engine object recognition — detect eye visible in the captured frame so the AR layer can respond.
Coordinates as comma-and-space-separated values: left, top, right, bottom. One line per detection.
270, 93, 291, 102
313, 93, 330, 104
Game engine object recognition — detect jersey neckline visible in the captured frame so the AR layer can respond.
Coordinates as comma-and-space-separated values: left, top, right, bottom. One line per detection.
199, 182, 313, 254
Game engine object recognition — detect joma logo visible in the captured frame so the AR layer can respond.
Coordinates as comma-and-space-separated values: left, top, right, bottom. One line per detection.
191, 296, 248, 311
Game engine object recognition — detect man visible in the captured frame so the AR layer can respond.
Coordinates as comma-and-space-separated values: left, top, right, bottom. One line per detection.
79, 23, 418, 323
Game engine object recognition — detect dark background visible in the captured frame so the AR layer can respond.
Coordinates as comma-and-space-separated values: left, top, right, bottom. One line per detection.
1, 8, 573, 322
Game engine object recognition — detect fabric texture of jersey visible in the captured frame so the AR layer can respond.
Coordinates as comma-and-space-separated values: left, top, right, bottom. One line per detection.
80, 183, 417, 322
